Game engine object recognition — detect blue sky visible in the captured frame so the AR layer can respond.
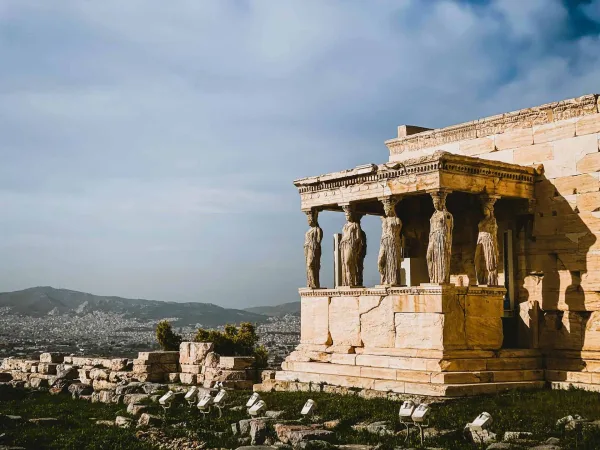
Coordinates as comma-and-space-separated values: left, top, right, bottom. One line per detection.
1, 0, 599, 307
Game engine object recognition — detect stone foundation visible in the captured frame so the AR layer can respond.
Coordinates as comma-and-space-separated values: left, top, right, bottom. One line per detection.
265, 346, 544, 397
258, 285, 547, 397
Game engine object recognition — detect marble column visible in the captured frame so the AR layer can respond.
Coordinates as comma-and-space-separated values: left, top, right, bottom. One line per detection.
475, 195, 500, 286
303, 208, 323, 288
339, 204, 365, 287
378, 196, 403, 285
426, 191, 453, 284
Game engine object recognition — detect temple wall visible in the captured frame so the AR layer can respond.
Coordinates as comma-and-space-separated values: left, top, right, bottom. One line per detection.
386, 97, 600, 389
268, 94, 600, 396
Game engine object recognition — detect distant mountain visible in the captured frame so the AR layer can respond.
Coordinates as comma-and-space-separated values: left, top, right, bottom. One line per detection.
0, 286, 267, 327
244, 301, 300, 317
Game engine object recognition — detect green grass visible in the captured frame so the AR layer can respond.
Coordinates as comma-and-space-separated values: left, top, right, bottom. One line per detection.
0, 388, 152, 450
3, 387, 600, 449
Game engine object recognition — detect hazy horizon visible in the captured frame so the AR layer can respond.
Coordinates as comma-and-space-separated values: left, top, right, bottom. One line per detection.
2, 0, 600, 308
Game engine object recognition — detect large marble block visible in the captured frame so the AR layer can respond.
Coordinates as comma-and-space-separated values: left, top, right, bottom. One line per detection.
300, 295, 331, 345
395, 313, 444, 350
329, 296, 361, 346
360, 296, 396, 348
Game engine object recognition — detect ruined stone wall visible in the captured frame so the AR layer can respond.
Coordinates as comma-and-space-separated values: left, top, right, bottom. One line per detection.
386, 94, 600, 384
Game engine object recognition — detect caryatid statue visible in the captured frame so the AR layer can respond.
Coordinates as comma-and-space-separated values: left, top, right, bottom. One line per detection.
340, 204, 365, 287
426, 191, 453, 284
475, 195, 500, 286
304, 209, 323, 288
378, 197, 403, 285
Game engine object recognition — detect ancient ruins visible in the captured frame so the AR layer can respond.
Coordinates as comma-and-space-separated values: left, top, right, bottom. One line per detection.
256, 93, 600, 397
0, 343, 268, 400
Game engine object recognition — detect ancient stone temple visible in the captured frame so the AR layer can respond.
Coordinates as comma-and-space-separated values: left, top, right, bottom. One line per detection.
255, 93, 600, 397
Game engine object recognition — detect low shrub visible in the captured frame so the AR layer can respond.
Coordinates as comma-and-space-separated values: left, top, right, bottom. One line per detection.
194, 322, 268, 368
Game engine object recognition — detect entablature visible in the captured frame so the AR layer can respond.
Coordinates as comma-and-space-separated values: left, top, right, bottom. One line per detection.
294, 151, 536, 212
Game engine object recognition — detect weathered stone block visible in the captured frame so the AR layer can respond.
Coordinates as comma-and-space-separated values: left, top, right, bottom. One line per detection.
360, 296, 396, 348
395, 313, 443, 350
465, 317, 503, 350
329, 296, 361, 346
459, 136, 495, 156
179, 373, 197, 385
513, 143, 553, 165
136, 351, 179, 364
533, 120, 576, 144
93, 379, 117, 391
584, 311, 600, 351
301, 296, 331, 345
165, 372, 180, 383
465, 295, 503, 317
331, 354, 357, 365
554, 173, 600, 196
38, 363, 57, 375
495, 127, 533, 150
89, 368, 109, 380
576, 114, 600, 135
577, 152, 600, 173
110, 358, 129, 372
39, 353, 65, 364
219, 356, 255, 370
179, 364, 203, 374
479, 149, 514, 164
179, 342, 213, 365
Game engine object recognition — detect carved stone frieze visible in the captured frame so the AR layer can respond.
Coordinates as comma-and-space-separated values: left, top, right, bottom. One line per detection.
385, 94, 598, 154
298, 284, 501, 297
294, 152, 535, 211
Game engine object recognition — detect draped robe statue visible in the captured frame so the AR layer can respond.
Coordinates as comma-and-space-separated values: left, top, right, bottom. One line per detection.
340, 206, 365, 287
378, 197, 403, 285
475, 197, 499, 286
304, 209, 323, 288
426, 192, 453, 284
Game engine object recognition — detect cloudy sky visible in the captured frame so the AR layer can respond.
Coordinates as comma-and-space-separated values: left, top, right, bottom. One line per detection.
1, 0, 599, 308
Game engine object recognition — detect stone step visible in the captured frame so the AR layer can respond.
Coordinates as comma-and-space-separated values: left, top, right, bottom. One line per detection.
276, 365, 544, 388
290, 353, 544, 372
283, 355, 542, 375
545, 356, 600, 372
550, 381, 600, 393
268, 372, 545, 397
545, 369, 600, 384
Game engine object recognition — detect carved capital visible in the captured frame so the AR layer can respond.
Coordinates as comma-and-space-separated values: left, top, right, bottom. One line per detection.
480, 194, 500, 211
428, 189, 451, 210
378, 196, 401, 218
303, 208, 319, 227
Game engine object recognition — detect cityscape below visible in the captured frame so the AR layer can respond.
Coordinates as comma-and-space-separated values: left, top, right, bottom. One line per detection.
0, 286, 300, 368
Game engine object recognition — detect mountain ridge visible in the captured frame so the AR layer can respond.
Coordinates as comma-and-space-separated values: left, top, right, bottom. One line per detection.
0, 286, 267, 327
244, 301, 300, 317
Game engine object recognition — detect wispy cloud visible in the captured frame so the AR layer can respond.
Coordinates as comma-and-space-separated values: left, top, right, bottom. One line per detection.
0, 0, 599, 306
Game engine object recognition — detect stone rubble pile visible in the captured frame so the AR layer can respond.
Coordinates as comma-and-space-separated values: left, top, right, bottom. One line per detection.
0, 341, 259, 395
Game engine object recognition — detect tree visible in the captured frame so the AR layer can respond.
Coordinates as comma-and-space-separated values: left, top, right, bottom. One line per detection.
193, 322, 269, 367
155, 320, 182, 351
